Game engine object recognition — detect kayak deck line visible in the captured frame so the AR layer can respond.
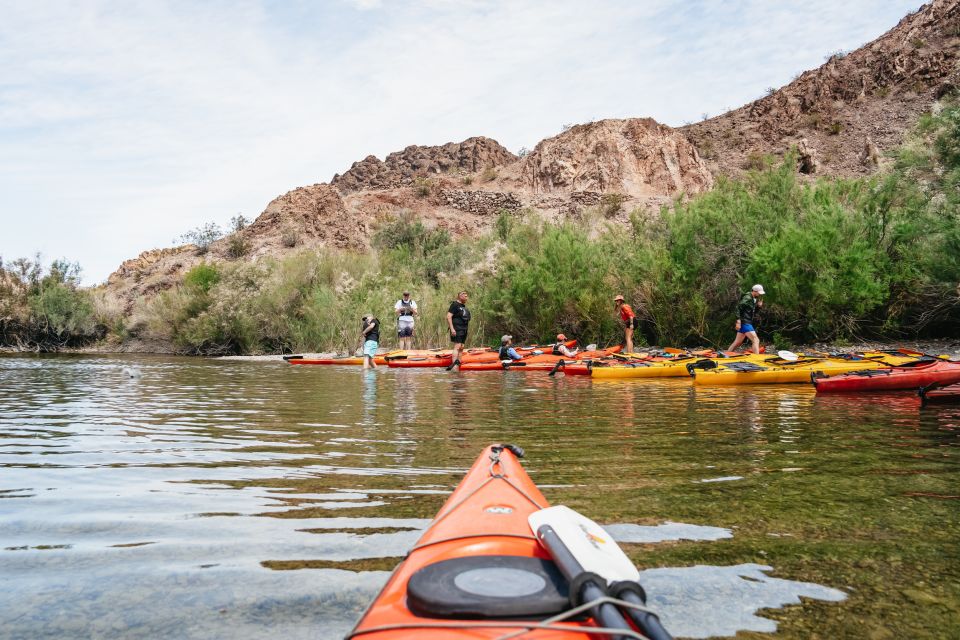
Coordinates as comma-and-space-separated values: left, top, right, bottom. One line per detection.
348, 596, 657, 639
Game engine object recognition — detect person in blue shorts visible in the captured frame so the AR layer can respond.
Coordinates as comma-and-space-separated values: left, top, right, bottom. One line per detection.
728, 284, 764, 354
360, 314, 380, 369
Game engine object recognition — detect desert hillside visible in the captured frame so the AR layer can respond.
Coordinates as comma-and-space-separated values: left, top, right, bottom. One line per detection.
684, 0, 960, 177
104, 0, 959, 311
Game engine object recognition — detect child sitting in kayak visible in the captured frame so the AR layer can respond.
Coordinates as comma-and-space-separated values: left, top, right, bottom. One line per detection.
499, 335, 523, 361
552, 334, 579, 358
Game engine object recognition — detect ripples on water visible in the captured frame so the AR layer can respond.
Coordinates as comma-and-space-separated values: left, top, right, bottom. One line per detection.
1, 354, 957, 639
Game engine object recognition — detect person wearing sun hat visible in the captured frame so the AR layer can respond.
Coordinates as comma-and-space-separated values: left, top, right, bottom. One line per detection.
728, 284, 765, 354
613, 295, 636, 353
551, 333, 579, 358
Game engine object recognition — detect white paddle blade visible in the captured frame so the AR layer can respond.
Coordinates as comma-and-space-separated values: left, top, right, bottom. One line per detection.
777, 350, 799, 361
529, 505, 640, 583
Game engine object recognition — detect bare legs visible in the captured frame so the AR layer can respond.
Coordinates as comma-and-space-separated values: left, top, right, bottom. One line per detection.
728, 331, 760, 354
624, 326, 634, 354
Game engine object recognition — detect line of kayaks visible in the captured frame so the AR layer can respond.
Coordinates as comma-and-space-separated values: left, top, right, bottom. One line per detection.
284, 345, 960, 394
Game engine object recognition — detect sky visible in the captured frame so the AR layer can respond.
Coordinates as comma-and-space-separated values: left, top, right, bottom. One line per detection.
0, 0, 923, 284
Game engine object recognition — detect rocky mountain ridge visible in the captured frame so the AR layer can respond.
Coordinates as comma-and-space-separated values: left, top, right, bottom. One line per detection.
103, 0, 958, 310
684, 0, 960, 177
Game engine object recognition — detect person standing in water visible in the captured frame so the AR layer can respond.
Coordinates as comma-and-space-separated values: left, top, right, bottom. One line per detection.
446, 290, 470, 369
729, 284, 765, 354
614, 295, 636, 354
394, 291, 418, 350
360, 314, 380, 369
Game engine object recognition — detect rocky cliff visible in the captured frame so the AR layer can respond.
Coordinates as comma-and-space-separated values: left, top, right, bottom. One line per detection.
331, 136, 517, 192
518, 118, 713, 196
684, 0, 960, 177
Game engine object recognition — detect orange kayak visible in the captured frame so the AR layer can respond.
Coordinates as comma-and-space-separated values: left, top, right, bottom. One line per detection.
459, 346, 622, 372
459, 341, 579, 365
348, 445, 650, 639
286, 355, 388, 366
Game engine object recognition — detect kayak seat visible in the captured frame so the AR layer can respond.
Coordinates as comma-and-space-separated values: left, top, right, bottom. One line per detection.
406, 555, 571, 620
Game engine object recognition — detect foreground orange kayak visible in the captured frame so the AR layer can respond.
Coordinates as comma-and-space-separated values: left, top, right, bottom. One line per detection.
348, 444, 668, 639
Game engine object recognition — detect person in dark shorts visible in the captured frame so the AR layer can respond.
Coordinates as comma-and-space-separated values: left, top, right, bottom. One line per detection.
446, 290, 470, 368
394, 291, 418, 350
614, 295, 636, 353
728, 284, 765, 354
360, 314, 380, 369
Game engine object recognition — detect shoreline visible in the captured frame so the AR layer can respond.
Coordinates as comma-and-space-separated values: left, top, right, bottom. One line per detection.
4, 338, 959, 362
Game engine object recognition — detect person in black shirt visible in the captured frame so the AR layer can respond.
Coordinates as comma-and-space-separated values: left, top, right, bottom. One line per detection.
446, 290, 470, 368
361, 314, 380, 369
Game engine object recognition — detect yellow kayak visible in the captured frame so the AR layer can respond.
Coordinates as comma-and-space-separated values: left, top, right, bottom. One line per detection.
690, 354, 919, 385
592, 352, 798, 379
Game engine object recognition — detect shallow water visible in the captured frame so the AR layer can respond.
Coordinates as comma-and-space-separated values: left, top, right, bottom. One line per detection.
1, 354, 958, 638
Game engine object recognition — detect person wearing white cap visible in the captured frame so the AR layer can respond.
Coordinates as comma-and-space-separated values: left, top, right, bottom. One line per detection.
728, 284, 765, 354
394, 291, 418, 350
498, 335, 523, 361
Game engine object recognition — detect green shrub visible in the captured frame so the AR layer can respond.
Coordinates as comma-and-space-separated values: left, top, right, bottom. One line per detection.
184, 263, 220, 293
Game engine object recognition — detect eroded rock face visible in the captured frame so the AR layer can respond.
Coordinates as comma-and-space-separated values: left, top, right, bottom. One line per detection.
246, 183, 361, 249
106, 247, 192, 288
683, 0, 960, 177
332, 136, 517, 192
519, 119, 713, 197
439, 189, 523, 215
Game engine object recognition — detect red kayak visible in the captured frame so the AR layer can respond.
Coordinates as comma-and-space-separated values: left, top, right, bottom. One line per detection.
813, 358, 960, 393
920, 382, 960, 405
458, 341, 578, 365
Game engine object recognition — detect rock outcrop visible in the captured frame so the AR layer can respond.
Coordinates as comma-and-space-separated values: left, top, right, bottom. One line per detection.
519, 118, 713, 197
244, 183, 362, 251
331, 136, 517, 192
440, 189, 523, 215
684, 0, 960, 177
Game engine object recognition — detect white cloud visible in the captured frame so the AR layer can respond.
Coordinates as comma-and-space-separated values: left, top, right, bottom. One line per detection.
0, 0, 922, 283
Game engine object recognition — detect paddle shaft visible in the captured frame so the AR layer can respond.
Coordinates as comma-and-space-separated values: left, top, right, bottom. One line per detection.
536, 525, 635, 640
618, 590, 673, 640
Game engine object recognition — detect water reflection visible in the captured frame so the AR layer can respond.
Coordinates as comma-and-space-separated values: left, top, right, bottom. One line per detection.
0, 354, 957, 639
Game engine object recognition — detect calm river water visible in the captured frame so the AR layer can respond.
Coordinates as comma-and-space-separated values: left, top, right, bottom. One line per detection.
1, 354, 958, 639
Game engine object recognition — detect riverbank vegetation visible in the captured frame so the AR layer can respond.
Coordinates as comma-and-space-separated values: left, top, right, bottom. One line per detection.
3, 101, 959, 354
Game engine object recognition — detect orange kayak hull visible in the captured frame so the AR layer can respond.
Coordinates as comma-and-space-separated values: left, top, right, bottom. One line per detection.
348, 445, 601, 639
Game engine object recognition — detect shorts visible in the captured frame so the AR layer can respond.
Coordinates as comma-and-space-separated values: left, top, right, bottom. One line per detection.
738, 323, 755, 334
623, 317, 636, 330
451, 329, 467, 344
363, 340, 379, 358
397, 324, 414, 338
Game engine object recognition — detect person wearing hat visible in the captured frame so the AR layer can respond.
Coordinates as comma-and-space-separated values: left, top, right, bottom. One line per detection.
728, 284, 765, 354
394, 291, 418, 350
360, 313, 380, 369
614, 295, 636, 353
498, 335, 523, 361
552, 334, 579, 358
